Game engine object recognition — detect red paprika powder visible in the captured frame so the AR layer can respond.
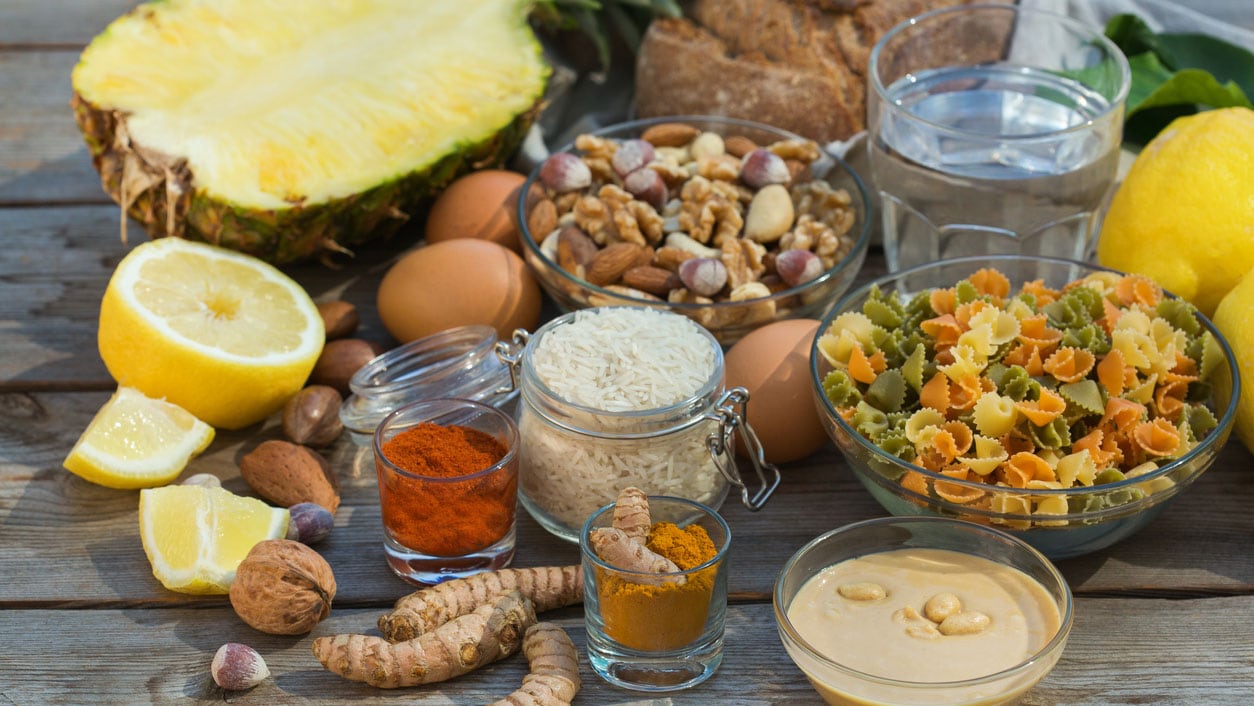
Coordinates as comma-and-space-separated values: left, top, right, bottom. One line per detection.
378, 422, 516, 557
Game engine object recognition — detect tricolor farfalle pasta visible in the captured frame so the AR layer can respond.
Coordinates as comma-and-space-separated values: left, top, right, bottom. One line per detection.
819, 268, 1224, 522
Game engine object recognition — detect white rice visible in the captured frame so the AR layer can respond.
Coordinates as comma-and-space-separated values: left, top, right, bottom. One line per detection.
519, 308, 724, 532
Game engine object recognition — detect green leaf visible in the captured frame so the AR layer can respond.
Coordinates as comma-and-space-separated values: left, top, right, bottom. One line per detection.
1103, 13, 1254, 146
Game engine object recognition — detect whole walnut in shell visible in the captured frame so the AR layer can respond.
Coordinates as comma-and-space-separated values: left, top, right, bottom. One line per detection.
229, 539, 336, 635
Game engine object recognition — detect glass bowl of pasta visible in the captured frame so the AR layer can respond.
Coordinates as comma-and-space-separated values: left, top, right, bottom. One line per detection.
517, 115, 872, 346
810, 255, 1240, 559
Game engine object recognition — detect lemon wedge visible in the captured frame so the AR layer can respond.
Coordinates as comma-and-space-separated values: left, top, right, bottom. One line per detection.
139, 485, 289, 594
63, 386, 215, 489
97, 238, 324, 429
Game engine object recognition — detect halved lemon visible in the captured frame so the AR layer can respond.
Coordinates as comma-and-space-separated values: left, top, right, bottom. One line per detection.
63, 386, 215, 489
139, 485, 289, 594
98, 237, 324, 430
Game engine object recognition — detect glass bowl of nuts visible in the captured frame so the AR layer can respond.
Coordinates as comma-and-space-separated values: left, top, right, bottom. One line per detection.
517, 116, 871, 345
774, 516, 1073, 705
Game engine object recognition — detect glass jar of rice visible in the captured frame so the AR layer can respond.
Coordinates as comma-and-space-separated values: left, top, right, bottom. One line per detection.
496, 306, 780, 542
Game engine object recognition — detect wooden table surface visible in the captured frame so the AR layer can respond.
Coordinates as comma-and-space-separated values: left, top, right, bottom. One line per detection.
3, 3, 1253, 705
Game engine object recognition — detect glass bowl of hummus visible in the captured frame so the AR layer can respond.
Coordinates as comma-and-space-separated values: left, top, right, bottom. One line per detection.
774, 516, 1073, 706
517, 115, 872, 346
809, 255, 1240, 559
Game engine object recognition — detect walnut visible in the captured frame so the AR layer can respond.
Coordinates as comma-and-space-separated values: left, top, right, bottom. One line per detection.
816, 224, 853, 269
679, 176, 743, 245
573, 194, 614, 245
649, 161, 689, 189
229, 539, 336, 635
721, 237, 767, 289
600, 184, 663, 245
767, 138, 822, 163
667, 288, 718, 329
697, 154, 741, 182
793, 180, 854, 226
780, 217, 819, 252
553, 191, 581, 216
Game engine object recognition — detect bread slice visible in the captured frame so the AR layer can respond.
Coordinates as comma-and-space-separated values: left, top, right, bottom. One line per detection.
634, 0, 996, 143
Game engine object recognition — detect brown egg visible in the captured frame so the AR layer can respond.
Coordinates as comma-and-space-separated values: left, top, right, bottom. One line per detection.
725, 319, 828, 464
377, 239, 541, 344
424, 170, 527, 252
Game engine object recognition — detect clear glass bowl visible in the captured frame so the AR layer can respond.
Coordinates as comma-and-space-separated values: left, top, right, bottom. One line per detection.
774, 517, 1073, 706
809, 255, 1240, 559
517, 115, 871, 346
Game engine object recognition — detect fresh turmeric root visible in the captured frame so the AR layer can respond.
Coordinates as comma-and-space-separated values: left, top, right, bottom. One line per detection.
611, 486, 651, 543
489, 622, 581, 706
312, 591, 535, 688
590, 527, 683, 584
377, 565, 583, 643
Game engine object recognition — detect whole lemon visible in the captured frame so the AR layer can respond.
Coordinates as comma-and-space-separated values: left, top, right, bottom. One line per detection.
1212, 269, 1254, 453
1097, 107, 1254, 317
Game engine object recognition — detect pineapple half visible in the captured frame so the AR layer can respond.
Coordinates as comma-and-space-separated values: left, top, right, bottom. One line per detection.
71, 0, 551, 263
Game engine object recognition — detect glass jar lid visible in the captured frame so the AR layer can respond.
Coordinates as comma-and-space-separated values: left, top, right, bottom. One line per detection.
339, 325, 517, 444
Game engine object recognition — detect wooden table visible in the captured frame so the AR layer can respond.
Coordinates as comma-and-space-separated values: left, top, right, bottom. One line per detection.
3, 3, 1252, 704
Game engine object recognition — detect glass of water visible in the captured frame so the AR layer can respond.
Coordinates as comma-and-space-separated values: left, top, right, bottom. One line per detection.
868, 4, 1130, 272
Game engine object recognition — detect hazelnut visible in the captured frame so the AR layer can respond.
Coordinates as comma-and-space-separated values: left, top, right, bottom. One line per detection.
741, 149, 791, 189
611, 139, 655, 178
309, 338, 380, 396
775, 249, 824, 287
211, 643, 269, 691
678, 258, 728, 297
286, 502, 335, 545
623, 168, 667, 210
539, 152, 591, 193
229, 539, 336, 635
316, 300, 359, 340
282, 385, 343, 448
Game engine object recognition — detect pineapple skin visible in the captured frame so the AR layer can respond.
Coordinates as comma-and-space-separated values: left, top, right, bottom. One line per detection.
72, 94, 542, 264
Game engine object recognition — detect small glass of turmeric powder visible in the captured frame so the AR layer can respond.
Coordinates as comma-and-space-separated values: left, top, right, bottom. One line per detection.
579, 495, 731, 692
374, 398, 519, 585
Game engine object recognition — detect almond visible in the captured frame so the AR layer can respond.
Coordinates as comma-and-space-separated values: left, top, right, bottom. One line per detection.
653, 245, 697, 272
724, 135, 760, 158
585, 242, 649, 286
526, 197, 558, 239
316, 301, 359, 340
622, 265, 681, 297
239, 440, 340, 514
641, 122, 700, 148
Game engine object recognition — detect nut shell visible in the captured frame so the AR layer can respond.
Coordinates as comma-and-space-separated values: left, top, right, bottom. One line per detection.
229, 539, 336, 635
282, 385, 344, 448
211, 642, 269, 691
316, 300, 359, 340
239, 439, 340, 513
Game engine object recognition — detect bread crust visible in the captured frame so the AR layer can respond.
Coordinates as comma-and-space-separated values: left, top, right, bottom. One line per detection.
634, 0, 999, 142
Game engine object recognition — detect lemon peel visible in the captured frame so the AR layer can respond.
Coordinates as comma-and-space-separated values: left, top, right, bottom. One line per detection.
1097, 107, 1254, 317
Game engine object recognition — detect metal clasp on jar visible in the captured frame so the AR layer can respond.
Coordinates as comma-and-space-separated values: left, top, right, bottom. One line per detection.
706, 388, 780, 511
493, 329, 531, 395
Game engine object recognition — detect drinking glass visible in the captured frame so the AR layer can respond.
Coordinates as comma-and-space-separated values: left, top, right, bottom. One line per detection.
867, 3, 1130, 272
580, 495, 731, 691
373, 398, 519, 584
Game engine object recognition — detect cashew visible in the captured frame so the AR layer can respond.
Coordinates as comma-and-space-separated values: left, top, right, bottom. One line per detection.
938, 611, 991, 636
924, 592, 963, 623
837, 582, 887, 602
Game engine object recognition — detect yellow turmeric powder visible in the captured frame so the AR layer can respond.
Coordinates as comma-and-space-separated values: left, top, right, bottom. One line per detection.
596, 521, 719, 651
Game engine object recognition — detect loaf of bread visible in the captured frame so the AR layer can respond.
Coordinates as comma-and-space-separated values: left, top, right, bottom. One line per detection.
634, 0, 993, 143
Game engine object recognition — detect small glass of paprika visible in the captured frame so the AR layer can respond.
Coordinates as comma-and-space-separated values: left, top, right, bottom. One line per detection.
373, 397, 519, 584
580, 495, 732, 692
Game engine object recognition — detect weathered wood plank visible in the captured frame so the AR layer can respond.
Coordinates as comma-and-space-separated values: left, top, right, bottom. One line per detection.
0, 52, 106, 204
0, 204, 421, 387
1, 598, 1251, 705
0, 1, 136, 46
3, 390, 1252, 606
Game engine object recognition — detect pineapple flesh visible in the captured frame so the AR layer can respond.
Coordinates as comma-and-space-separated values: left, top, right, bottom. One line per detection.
72, 0, 550, 263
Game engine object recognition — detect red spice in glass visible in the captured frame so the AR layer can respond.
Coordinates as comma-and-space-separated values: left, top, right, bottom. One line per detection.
378, 422, 516, 556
